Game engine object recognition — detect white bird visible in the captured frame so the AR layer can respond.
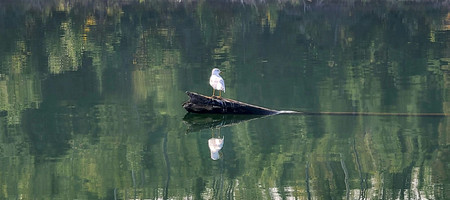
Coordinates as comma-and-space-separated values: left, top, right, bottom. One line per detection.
209, 68, 225, 98
208, 137, 224, 160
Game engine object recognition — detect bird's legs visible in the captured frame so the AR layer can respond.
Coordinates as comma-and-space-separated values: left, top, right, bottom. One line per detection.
219, 90, 222, 98
212, 89, 215, 97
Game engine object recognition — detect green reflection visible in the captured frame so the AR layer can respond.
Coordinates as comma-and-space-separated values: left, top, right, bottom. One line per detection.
0, 1, 449, 199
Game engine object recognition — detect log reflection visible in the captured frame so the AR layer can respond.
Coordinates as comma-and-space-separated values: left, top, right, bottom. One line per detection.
182, 113, 268, 133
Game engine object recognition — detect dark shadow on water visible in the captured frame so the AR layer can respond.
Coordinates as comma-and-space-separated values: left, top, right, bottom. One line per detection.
182, 113, 268, 133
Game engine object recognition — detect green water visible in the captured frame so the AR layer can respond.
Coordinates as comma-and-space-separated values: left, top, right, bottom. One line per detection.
0, 1, 449, 199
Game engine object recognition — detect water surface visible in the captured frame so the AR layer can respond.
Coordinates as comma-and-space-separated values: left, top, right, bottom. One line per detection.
0, 1, 449, 199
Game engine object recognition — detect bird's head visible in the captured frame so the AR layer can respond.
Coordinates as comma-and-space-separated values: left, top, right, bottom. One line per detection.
212, 68, 221, 75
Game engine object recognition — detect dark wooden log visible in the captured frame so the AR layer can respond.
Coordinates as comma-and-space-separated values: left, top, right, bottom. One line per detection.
182, 92, 449, 117
182, 91, 279, 115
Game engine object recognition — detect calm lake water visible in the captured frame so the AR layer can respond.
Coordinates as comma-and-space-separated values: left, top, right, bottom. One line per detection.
0, 1, 449, 199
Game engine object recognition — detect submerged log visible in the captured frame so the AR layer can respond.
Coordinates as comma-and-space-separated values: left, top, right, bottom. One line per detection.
182, 91, 279, 115
182, 91, 449, 117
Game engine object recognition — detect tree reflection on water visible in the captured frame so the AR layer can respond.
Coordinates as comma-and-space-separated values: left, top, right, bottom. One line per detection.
0, 1, 449, 199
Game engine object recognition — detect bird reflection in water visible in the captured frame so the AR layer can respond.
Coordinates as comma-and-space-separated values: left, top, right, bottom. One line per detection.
208, 128, 224, 160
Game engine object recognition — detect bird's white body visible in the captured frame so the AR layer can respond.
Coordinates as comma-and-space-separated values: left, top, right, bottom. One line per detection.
209, 68, 225, 96
208, 137, 224, 160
